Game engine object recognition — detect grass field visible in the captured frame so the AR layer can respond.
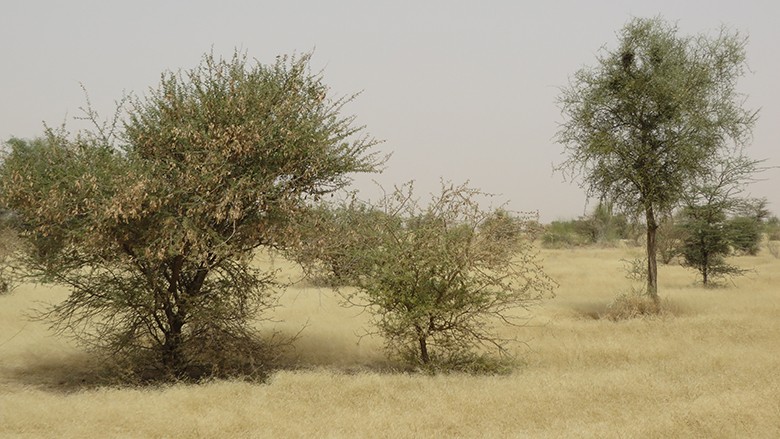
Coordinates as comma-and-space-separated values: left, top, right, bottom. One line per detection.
1, 244, 779, 438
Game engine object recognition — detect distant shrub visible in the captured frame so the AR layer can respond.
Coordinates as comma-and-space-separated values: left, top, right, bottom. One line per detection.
765, 216, 780, 241
727, 216, 762, 256
541, 220, 593, 248
541, 202, 637, 249
656, 214, 685, 264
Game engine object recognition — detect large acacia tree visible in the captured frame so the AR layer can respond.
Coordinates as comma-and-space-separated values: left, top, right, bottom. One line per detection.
556, 17, 757, 301
0, 51, 381, 378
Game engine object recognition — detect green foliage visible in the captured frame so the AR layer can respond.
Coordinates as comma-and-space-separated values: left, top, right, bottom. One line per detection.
675, 158, 761, 286
678, 204, 746, 286
541, 220, 591, 248
765, 216, 780, 241
725, 198, 768, 256
0, 50, 382, 380
556, 16, 757, 299
288, 197, 386, 286
541, 201, 635, 248
656, 213, 686, 264
584, 201, 634, 244
0, 227, 19, 295
726, 216, 762, 256
293, 182, 556, 372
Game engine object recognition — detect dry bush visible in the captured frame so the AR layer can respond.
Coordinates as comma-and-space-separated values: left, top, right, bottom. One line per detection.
602, 288, 672, 321
619, 257, 647, 282
766, 240, 780, 259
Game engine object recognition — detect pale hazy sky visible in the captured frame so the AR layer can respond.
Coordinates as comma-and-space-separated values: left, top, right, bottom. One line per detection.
1, 1, 777, 222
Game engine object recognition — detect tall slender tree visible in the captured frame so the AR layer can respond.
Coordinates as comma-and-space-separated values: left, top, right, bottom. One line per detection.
556, 17, 757, 301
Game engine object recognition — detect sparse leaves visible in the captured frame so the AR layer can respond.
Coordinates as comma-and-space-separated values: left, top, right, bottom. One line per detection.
292, 181, 556, 372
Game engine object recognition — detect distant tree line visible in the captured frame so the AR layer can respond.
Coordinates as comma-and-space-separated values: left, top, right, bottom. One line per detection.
541, 197, 775, 286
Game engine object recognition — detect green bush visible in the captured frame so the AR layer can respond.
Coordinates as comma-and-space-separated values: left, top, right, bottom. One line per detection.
541, 220, 593, 248
541, 202, 636, 248
727, 216, 762, 255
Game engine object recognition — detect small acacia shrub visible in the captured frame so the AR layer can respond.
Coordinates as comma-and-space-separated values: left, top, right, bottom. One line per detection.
292, 181, 556, 373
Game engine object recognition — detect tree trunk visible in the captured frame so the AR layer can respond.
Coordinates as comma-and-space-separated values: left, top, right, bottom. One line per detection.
418, 335, 430, 364
162, 316, 185, 377
161, 256, 188, 377
645, 205, 659, 303
412, 320, 432, 365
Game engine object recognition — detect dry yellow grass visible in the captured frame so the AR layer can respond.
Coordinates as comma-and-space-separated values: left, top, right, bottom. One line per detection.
1, 245, 779, 438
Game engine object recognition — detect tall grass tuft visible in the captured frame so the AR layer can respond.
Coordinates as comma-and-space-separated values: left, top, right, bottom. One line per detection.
602, 288, 671, 321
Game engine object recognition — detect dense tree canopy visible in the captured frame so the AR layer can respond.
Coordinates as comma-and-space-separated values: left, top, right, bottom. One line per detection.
0, 51, 382, 379
556, 17, 758, 300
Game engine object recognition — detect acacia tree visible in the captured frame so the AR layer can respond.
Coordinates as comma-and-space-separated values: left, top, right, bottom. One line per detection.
556, 17, 757, 301
294, 182, 556, 372
678, 204, 743, 286
726, 198, 768, 256
677, 156, 761, 285
0, 51, 381, 379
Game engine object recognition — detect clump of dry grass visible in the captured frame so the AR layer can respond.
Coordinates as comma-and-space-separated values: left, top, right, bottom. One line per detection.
602, 288, 673, 321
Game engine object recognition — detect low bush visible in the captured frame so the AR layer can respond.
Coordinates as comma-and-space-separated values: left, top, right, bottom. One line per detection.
541, 220, 593, 248
602, 288, 668, 321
